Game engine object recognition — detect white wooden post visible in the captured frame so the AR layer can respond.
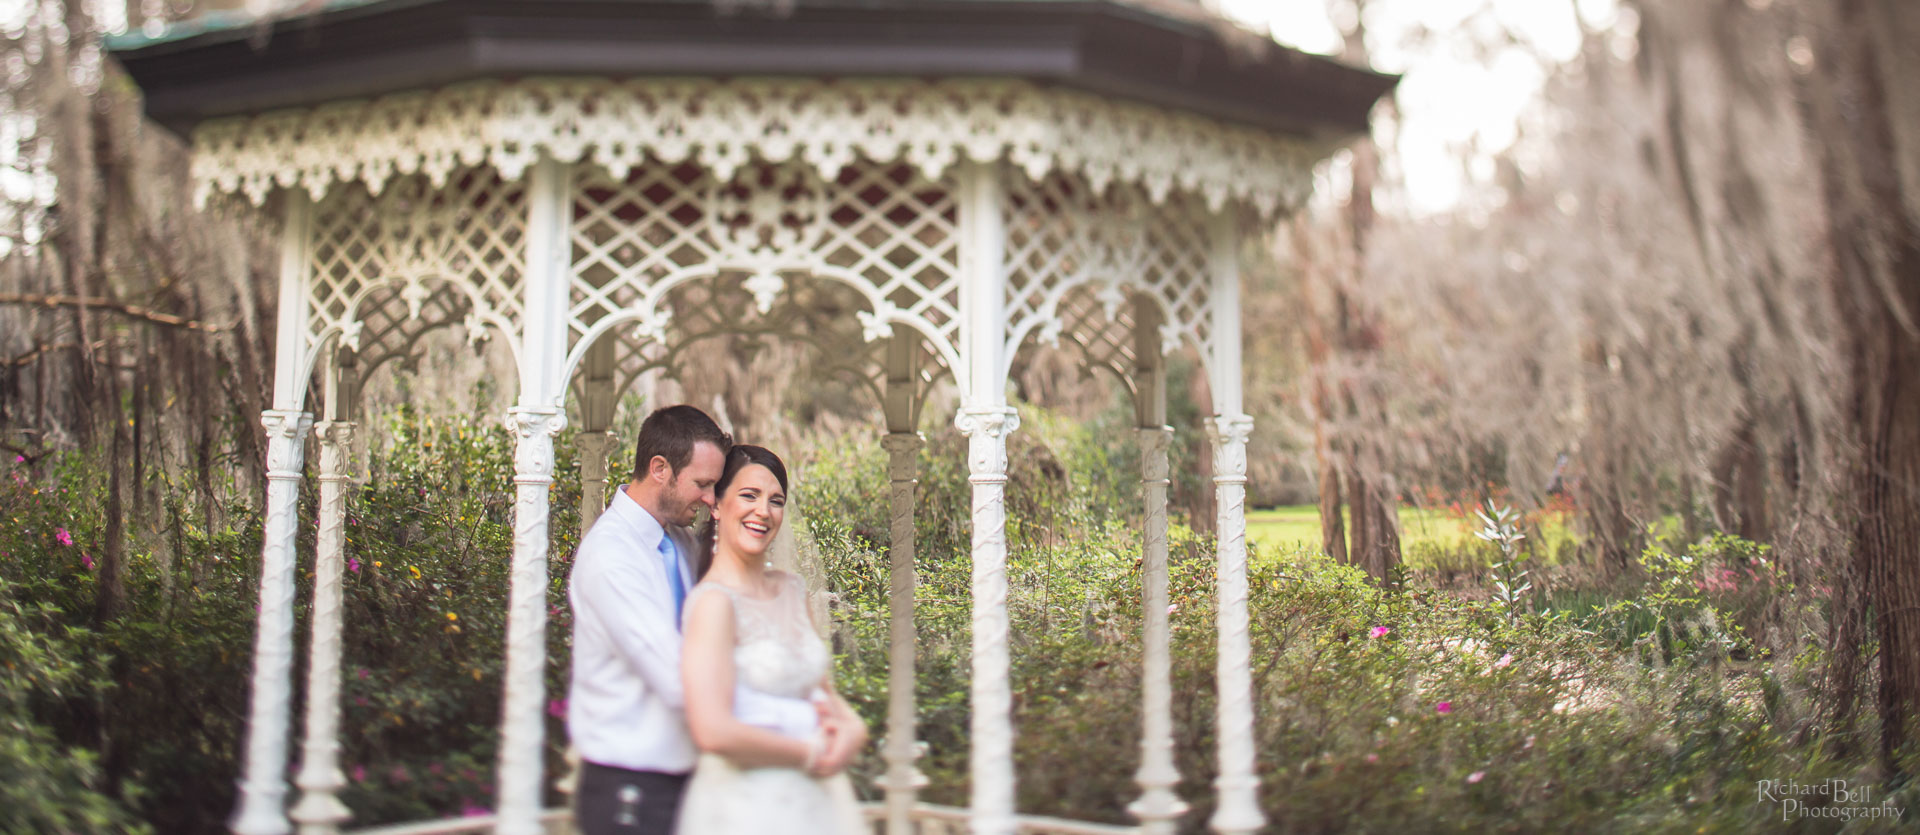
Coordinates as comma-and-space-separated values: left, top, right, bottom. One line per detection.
1205, 212, 1263, 835
1130, 298, 1185, 834
233, 192, 315, 835
497, 156, 572, 835
955, 160, 1018, 835
879, 431, 926, 832
577, 340, 618, 539
289, 414, 356, 835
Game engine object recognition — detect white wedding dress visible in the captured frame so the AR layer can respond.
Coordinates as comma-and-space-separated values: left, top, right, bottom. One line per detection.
676, 571, 864, 835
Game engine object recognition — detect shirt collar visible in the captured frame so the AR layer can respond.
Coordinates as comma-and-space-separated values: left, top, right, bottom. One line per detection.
610, 484, 673, 553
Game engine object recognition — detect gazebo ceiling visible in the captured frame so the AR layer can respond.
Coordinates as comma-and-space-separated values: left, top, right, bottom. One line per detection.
108, 0, 1397, 140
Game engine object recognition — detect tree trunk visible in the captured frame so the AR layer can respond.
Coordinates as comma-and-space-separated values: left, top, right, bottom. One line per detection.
1800, 0, 1920, 773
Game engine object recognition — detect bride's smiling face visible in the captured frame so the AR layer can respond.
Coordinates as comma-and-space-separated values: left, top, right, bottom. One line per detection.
714, 463, 785, 559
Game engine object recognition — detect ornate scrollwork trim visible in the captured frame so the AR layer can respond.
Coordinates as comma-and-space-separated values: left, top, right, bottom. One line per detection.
192, 79, 1320, 218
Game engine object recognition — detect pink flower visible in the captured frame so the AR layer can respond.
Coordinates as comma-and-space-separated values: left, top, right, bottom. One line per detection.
1492, 653, 1513, 670
428, 762, 445, 776
81, 554, 94, 571
1467, 771, 1485, 784
547, 698, 568, 718
1167, 604, 1179, 615
461, 801, 491, 818
390, 765, 411, 783
348, 558, 361, 573
12, 454, 23, 463
357, 668, 370, 680
350, 765, 367, 782
1435, 701, 1453, 714
55, 527, 73, 546
1364, 753, 1379, 764
1523, 734, 1536, 750
1369, 626, 1390, 639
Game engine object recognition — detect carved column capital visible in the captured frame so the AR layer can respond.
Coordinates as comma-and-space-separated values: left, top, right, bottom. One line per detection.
1205, 414, 1254, 483
954, 406, 1020, 440
955, 407, 1019, 483
261, 410, 315, 479
574, 430, 616, 462
882, 432, 925, 469
313, 421, 356, 483
506, 407, 568, 483
1138, 426, 1174, 483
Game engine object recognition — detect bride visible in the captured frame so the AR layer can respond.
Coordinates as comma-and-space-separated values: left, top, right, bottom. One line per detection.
676, 444, 869, 834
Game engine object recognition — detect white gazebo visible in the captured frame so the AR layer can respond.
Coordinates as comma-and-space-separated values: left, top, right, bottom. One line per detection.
111, 3, 1393, 834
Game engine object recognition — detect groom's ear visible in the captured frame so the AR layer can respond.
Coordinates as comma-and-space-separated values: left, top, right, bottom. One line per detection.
646, 454, 673, 483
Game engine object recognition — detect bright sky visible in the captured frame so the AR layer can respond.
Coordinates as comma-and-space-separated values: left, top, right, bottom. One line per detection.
1216, 0, 1624, 214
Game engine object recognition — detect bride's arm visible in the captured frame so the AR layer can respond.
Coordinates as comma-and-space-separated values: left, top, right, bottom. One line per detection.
682, 590, 822, 770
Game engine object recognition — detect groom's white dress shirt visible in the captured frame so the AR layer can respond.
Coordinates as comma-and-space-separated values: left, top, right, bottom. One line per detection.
567, 484, 817, 773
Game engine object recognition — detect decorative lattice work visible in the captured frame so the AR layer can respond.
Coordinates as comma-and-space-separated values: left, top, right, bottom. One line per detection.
352, 282, 476, 378
565, 157, 961, 392
306, 168, 527, 362
1002, 172, 1213, 369
1052, 282, 1140, 392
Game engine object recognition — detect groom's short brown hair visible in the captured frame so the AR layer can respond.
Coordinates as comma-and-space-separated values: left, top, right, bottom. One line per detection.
632, 405, 732, 481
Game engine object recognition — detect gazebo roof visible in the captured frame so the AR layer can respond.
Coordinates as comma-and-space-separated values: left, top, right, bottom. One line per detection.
108, 0, 1396, 139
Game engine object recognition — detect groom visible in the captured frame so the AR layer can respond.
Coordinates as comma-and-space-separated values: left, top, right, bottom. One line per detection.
568, 405, 860, 834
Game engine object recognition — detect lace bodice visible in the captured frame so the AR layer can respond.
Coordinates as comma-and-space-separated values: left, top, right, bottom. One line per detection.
687, 571, 832, 701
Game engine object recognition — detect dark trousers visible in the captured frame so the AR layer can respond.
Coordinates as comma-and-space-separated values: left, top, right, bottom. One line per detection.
575, 762, 690, 835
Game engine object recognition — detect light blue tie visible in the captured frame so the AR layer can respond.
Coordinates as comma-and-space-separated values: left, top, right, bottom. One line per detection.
662, 536, 687, 630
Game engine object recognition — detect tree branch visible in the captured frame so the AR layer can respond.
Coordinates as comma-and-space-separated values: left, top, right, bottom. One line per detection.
0, 293, 223, 332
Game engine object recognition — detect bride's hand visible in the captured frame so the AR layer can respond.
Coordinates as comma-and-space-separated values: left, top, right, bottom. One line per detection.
804, 725, 841, 778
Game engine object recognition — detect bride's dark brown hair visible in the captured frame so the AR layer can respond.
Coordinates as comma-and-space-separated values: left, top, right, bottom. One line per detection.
694, 444, 789, 580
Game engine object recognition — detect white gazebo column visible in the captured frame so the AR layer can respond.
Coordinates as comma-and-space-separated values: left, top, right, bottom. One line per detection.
290, 416, 355, 835
881, 325, 929, 834
576, 339, 618, 539
1205, 213, 1264, 835
233, 191, 315, 835
1129, 299, 1186, 834
497, 156, 572, 835
956, 160, 1018, 835
881, 430, 926, 832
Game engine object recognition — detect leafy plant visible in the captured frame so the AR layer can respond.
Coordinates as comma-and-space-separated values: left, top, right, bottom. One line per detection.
1475, 501, 1532, 625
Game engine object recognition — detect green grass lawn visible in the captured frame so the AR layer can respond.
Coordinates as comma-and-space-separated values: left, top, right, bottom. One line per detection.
1248, 504, 1579, 570
1249, 505, 1470, 551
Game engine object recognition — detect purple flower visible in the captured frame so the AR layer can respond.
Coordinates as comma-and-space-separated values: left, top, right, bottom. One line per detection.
356, 668, 370, 680
350, 765, 367, 782
547, 698, 567, 718
12, 454, 22, 463
348, 557, 362, 574
1435, 701, 1453, 714
81, 554, 94, 571
55, 527, 73, 546
1492, 653, 1513, 670
1369, 626, 1390, 639
461, 801, 491, 818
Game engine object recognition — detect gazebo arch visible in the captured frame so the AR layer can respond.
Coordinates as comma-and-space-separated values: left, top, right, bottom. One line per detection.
110, 4, 1395, 834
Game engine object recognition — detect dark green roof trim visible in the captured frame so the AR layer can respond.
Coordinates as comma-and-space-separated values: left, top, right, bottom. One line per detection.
109, 0, 1398, 140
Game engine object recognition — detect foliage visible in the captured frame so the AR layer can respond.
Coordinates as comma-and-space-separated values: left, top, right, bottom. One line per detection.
0, 408, 586, 831
801, 407, 1898, 834
1475, 502, 1532, 625
0, 402, 1898, 833
0, 576, 146, 834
